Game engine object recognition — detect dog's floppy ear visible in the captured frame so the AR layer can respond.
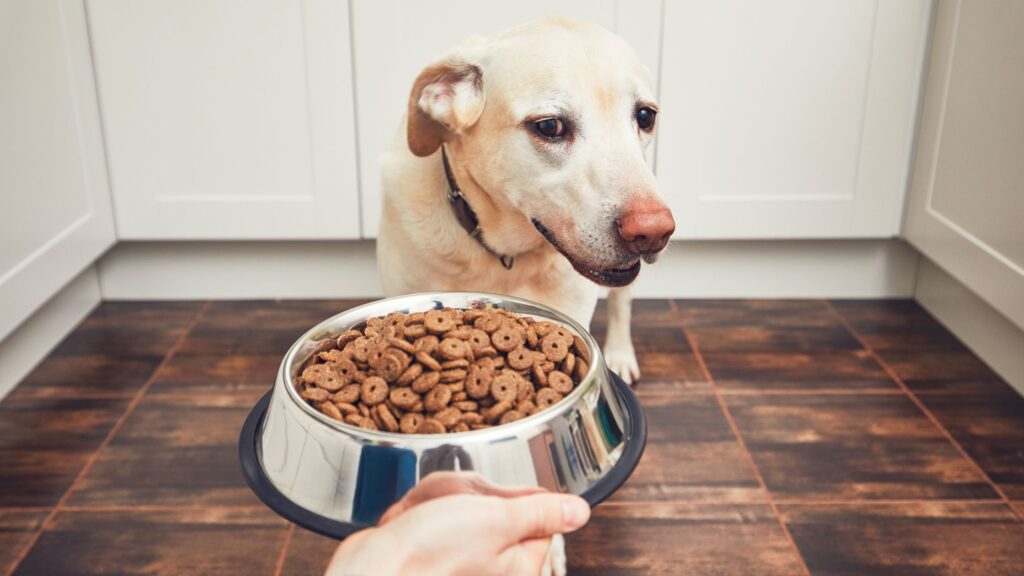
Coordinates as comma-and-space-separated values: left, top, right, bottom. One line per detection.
407, 58, 485, 157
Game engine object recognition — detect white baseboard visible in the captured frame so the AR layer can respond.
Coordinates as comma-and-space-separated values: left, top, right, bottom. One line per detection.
0, 266, 101, 400
915, 258, 1024, 396
97, 239, 920, 300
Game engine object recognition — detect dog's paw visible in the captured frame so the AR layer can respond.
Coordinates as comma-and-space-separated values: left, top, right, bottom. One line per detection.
604, 343, 640, 385
541, 534, 567, 576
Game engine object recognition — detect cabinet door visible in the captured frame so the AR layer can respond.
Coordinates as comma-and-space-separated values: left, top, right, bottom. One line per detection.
0, 0, 116, 340
658, 0, 931, 238
905, 0, 1024, 328
352, 0, 662, 238
87, 0, 360, 239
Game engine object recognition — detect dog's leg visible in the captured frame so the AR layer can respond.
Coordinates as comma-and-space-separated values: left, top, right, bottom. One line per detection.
603, 285, 640, 384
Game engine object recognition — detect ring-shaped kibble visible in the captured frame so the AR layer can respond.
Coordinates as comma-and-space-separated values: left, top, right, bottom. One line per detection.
499, 410, 524, 425
535, 388, 564, 408
335, 359, 357, 380
548, 371, 574, 394
414, 335, 439, 354
483, 400, 512, 423
466, 367, 493, 399
467, 329, 491, 352
490, 372, 518, 403
336, 329, 363, 348
561, 352, 575, 376
318, 402, 343, 421
399, 413, 424, 433
411, 370, 440, 393
388, 337, 417, 355
301, 387, 329, 403
416, 418, 445, 434
506, 346, 534, 370
440, 369, 468, 383
396, 363, 423, 387
572, 335, 591, 364
474, 313, 504, 333
531, 363, 548, 386
434, 407, 462, 428
331, 384, 360, 404
424, 384, 452, 412
403, 323, 426, 339
360, 376, 389, 405
440, 358, 469, 370
334, 401, 358, 415
376, 404, 399, 432
574, 359, 589, 382
517, 378, 535, 403
452, 422, 470, 433
424, 311, 455, 334
416, 351, 442, 372
438, 337, 467, 360
541, 334, 569, 362
379, 352, 407, 383
389, 387, 419, 409
490, 327, 522, 353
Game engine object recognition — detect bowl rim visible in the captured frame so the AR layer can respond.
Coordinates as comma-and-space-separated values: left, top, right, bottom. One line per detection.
279, 291, 608, 444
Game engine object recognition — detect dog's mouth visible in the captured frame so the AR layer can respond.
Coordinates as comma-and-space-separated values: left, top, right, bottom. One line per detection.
532, 219, 642, 287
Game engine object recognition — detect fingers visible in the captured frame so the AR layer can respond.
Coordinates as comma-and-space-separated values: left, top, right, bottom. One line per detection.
379, 472, 546, 525
500, 494, 590, 541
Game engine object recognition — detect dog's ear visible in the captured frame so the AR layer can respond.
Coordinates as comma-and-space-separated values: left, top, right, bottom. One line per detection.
407, 59, 485, 157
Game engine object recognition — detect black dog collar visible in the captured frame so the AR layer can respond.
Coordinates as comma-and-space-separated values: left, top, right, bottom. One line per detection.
441, 146, 515, 270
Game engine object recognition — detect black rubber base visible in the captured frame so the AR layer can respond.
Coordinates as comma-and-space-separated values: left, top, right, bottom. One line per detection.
238, 373, 647, 540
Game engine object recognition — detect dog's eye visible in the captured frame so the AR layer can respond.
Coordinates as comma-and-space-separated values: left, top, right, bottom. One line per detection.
636, 107, 657, 132
533, 118, 567, 140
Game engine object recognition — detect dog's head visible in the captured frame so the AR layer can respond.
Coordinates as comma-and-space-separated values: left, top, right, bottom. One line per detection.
406, 17, 674, 287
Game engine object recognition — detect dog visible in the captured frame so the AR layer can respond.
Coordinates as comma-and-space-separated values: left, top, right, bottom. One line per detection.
377, 16, 675, 385
376, 17, 674, 575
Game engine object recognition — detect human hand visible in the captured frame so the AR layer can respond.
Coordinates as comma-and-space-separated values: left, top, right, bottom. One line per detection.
325, 473, 590, 576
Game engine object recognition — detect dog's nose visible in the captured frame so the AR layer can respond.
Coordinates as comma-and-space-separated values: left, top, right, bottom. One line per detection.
617, 202, 675, 255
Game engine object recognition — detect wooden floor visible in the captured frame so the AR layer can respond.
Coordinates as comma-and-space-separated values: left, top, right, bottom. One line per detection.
2, 299, 1023, 575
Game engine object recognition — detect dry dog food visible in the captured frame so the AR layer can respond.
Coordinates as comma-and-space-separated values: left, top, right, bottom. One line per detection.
294, 308, 591, 434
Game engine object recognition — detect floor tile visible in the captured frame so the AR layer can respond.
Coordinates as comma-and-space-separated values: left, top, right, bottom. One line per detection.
50, 302, 202, 358
875, 348, 1005, 395
0, 398, 130, 507
10, 355, 163, 399
147, 353, 280, 398
589, 323, 710, 393
917, 390, 1024, 499
590, 298, 683, 328
566, 503, 803, 575
609, 395, 763, 503
726, 394, 997, 500
279, 526, 339, 576
68, 395, 260, 507
12, 508, 287, 576
0, 510, 47, 576
678, 300, 862, 353
702, 350, 898, 392
829, 299, 966, 352
781, 503, 1024, 576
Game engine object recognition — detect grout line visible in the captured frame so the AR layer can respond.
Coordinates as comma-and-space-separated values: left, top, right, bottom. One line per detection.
273, 524, 296, 576
823, 299, 1024, 524
55, 504, 271, 513
667, 298, 679, 313
4, 301, 213, 576
681, 327, 813, 576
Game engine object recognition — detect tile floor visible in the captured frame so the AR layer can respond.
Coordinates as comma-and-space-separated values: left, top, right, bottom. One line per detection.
1, 299, 1023, 575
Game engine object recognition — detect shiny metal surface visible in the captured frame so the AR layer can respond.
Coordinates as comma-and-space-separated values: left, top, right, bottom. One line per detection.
255, 292, 634, 526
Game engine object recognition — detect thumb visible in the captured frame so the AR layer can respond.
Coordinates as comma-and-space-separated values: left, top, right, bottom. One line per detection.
501, 494, 590, 541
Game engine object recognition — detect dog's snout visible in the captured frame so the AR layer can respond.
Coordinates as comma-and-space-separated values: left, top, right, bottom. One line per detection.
616, 202, 675, 255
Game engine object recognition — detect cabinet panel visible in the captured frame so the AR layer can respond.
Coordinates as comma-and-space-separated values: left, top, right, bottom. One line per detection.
87, 0, 360, 239
657, 0, 931, 238
352, 0, 661, 238
905, 0, 1024, 328
0, 0, 116, 340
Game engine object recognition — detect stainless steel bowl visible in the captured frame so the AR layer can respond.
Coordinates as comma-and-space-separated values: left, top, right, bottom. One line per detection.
239, 292, 646, 539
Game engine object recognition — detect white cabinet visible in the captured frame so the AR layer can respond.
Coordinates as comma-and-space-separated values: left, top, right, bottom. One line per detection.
905, 0, 1024, 328
87, 0, 360, 239
351, 0, 662, 238
0, 0, 116, 340
657, 0, 932, 238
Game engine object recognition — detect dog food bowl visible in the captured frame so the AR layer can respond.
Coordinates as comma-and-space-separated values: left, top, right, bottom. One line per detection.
239, 292, 646, 539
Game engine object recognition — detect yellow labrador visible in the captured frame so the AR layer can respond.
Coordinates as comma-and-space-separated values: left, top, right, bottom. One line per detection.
377, 18, 673, 573
378, 16, 674, 388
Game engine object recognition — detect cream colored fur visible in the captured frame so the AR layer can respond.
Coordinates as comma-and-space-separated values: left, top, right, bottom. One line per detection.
378, 17, 668, 385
